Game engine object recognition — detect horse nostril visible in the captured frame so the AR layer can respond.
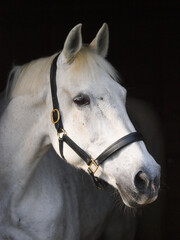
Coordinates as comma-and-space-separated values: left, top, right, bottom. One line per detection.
134, 171, 149, 193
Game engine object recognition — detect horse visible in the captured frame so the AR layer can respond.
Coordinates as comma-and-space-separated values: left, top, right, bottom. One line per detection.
0, 23, 161, 239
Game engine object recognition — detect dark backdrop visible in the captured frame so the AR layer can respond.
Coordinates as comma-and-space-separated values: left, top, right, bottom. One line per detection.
0, 0, 179, 239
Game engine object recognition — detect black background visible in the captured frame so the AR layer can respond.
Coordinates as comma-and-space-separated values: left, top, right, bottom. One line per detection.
0, 0, 179, 239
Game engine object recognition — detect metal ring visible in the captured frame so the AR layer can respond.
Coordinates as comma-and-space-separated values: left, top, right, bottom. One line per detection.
57, 129, 67, 140
88, 159, 99, 174
51, 109, 60, 124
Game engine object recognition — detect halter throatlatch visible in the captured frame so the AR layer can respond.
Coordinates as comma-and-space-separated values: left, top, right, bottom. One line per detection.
50, 54, 143, 189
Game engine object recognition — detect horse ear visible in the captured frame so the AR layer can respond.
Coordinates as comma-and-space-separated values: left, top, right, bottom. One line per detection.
90, 23, 109, 57
62, 24, 82, 63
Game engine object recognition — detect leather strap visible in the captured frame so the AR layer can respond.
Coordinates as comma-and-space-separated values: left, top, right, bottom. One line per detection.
95, 132, 143, 165
59, 132, 143, 167
50, 54, 66, 159
60, 134, 92, 165
50, 53, 63, 133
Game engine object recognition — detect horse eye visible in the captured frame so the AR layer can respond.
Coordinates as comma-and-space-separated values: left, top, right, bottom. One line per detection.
73, 94, 90, 106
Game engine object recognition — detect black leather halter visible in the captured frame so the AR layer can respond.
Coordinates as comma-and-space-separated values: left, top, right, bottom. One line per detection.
50, 54, 143, 189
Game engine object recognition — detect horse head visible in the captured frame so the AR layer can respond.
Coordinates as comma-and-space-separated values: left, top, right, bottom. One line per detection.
48, 24, 160, 208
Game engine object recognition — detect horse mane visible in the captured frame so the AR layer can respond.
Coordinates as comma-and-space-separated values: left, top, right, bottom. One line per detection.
7, 53, 58, 99
1, 46, 120, 109
0, 53, 57, 117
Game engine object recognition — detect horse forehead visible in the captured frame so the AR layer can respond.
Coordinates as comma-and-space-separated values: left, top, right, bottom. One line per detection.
58, 62, 124, 97
59, 60, 117, 87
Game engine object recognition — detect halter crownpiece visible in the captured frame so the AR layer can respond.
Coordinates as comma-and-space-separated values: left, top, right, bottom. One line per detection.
50, 54, 143, 189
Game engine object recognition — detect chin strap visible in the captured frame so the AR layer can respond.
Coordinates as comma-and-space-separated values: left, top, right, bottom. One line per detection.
50, 54, 143, 190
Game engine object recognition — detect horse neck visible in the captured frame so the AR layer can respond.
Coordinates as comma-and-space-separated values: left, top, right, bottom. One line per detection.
0, 91, 51, 195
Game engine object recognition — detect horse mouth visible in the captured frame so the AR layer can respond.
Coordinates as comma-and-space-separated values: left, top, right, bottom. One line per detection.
116, 184, 158, 208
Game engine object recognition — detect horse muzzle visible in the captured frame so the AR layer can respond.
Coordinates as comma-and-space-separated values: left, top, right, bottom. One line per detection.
116, 167, 161, 208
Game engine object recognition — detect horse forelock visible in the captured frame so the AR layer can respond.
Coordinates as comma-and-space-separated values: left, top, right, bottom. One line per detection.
69, 47, 120, 84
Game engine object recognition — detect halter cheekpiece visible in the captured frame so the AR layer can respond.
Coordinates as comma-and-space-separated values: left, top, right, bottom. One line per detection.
50, 54, 143, 189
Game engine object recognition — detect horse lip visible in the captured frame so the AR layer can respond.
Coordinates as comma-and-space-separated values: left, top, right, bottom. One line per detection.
145, 195, 158, 204
116, 183, 158, 208
116, 183, 139, 208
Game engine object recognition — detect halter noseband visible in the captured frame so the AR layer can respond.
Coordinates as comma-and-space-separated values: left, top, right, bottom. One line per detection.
50, 54, 143, 189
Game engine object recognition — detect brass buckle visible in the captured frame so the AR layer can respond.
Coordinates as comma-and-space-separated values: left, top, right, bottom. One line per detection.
88, 159, 99, 174
51, 109, 60, 124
